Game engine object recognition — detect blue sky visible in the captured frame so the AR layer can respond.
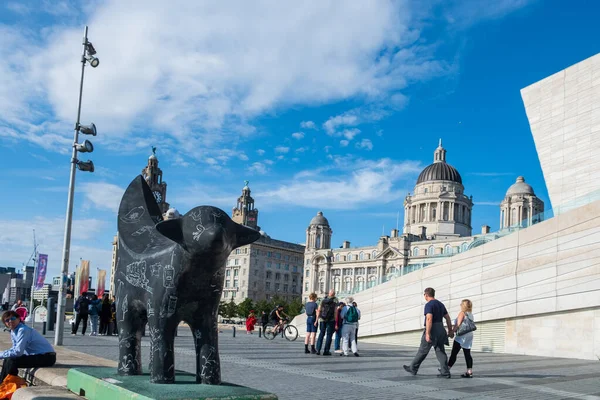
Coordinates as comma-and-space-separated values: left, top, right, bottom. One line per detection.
1, 0, 599, 285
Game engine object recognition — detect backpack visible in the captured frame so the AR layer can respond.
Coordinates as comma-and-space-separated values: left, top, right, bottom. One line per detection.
345, 306, 359, 323
269, 308, 278, 320
76, 297, 90, 314
319, 298, 335, 321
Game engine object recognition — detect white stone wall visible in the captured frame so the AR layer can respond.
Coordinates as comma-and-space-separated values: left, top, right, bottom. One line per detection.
335, 199, 600, 360
521, 53, 600, 211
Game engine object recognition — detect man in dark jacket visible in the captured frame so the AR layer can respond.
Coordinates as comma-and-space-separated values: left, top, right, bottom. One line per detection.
71, 294, 90, 335
315, 289, 337, 356
403, 287, 454, 378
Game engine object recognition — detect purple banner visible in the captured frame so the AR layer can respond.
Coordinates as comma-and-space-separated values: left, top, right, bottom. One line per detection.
35, 254, 48, 290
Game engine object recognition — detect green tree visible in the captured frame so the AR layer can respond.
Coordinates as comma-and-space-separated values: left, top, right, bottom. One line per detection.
237, 298, 254, 318
217, 301, 227, 318
254, 299, 271, 315
287, 297, 303, 319
224, 300, 238, 319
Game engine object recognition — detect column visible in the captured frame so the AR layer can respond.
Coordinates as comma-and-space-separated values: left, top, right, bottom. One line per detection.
449, 201, 454, 221
500, 208, 503, 229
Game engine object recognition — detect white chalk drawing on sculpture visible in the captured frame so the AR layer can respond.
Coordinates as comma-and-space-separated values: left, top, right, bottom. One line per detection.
211, 210, 224, 223
163, 265, 175, 288
125, 260, 153, 294
190, 210, 202, 221
119, 354, 137, 373
132, 225, 153, 237
167, 295, 177, 316
120, 294, 128, 322
149, 263, 162, 277
192, 224, 206, 241
200, 345, 218, 381
194, 329, 202, 341
120, 206, 146, 224
147, 299, 155, 318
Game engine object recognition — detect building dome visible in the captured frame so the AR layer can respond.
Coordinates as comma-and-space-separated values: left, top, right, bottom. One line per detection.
416, 162, 462, 184
506, 176, 534, 196
309, 211, 330, 226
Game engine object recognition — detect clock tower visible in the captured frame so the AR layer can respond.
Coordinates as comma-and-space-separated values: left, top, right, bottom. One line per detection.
141, 146, 170, 213
232, 180, 259, 230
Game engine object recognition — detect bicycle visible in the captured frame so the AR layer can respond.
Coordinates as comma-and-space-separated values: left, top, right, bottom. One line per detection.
263, 319, 298, 341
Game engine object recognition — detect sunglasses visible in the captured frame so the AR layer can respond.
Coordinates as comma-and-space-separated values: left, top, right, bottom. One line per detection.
4, 316, 17, 323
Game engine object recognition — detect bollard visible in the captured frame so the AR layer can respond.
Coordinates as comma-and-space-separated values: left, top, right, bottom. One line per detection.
232, 326, 236, 337
258, 327, 261, 338
42, 322, 47, 335
47, 298, 55, 331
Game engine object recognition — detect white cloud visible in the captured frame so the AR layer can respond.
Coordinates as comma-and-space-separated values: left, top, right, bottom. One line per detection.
276, 155, 285, 160
0, 1, 455, 164
324, 146, 332, 153
356, 138, 373, 150
275, 146, 290, 154
342, 128, 361, 140
260, 158, 422, 209
249, 162, 268, 175
340, 140, 349, 147
263, 159, 275, 165
80, 182, 125, 213
238, 153, 249, 161
291, 132, 305, 140
300, 121, 316, 130
323, 114, 359, 135
295, 147, 309, 153
256, 149, 266, 156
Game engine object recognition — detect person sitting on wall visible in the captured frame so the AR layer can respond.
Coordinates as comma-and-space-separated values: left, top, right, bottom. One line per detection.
0, 311, 56, 382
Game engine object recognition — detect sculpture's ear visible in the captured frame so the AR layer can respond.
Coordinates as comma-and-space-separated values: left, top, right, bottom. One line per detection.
156, 219, 184, 245
233, 223, 261, 249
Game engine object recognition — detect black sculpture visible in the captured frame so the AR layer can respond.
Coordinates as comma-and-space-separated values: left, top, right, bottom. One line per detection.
115, 176, 260, 384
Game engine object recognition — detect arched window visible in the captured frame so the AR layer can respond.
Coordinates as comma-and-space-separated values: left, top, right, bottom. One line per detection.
359, 252, 364, 260
462, 242, 468, 252
412, 248, 419, 257
428, 246, 434, 256
335, 254, 340, 262
305, 269, 310, 277
356, 277, 365, 291
348, 253, 353, 261
344, 278, 352, 292
367, 276, 377, 289
372, 250, 377, 259
315, 235, 321, 248
333, 278, 340, 292
444, 245, 452, 255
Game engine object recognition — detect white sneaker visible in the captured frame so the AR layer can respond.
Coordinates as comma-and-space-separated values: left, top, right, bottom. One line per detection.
334, 350, 342, 354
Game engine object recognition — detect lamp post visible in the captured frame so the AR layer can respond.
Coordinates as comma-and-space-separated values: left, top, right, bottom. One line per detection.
55, 26, 99, 346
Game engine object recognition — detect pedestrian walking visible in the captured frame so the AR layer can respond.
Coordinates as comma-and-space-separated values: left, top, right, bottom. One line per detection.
88, 295, 102, 336
246, 310, 257, 334
448, 299, 475, 378
352, 301, 360, 348
333, 301, 345, 353
403, 287, 454, 378
304, 293, 318, 354
99, 294, 112, 335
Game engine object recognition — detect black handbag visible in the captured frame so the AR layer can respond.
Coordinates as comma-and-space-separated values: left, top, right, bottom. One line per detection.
456, 313, 476, 336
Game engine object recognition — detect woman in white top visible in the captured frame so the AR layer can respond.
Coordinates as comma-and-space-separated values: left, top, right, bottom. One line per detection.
449, 299, 474, 378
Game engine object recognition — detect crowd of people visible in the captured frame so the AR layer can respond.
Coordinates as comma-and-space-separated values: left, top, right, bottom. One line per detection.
71, 293, 118, 336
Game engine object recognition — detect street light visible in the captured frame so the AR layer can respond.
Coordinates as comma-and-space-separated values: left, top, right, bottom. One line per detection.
55, 26, 99, 346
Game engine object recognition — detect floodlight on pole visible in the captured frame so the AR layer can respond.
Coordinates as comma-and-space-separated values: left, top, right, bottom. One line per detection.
55, 25, 99, 346
74, 140, 94, 153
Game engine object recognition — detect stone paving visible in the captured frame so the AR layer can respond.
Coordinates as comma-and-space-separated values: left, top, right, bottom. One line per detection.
41, 323, 600, 399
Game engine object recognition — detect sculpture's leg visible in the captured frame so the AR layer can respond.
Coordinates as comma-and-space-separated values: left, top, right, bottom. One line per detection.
118, 325, 143, 375
148, 318, 177, 383
190, 317, 221, 384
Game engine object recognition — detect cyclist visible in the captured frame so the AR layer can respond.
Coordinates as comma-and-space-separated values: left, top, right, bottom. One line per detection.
269, 305, 289, 334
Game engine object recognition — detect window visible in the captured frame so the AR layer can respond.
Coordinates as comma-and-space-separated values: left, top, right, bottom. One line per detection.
462, 242, 468, 252
242, 269, 246, 275
284, 274, 289, 281
226, 270, 231, 277
276, 263, 281, 269
356, 267, 366, 275
344, 279, 352, 292
413, 248, 419, 256
233, 280, 238, 288
356, 278, 365, 291
315, 235, 321, 248
285, 255, 289, 261
225, 280, 230, 288
319, 281, 324, 292
267, 251, 272, 257
304, 283, 309, 291
266, 282, 271, 290
267, 262, 272, 268
444, 245, 452, 255
348, 253, 353, 261
306, 259, 310, 265
254, 269, 258, 276
266, 271, 272, 279
343, 268, 352, 276
293, 266, 298, 272
335, 254, 340, 262
235, 249, 240, 254
234, 269, 239, 277
275, 273, 281, 280
283, 284, 288, 292
359, 252, 364, 260
266, 294, 271, 300
243, 258, 247, 264
424, 188, 428, 193
275, 283, 280, 291
429, 245, 434, 255
332, 269, 341, 276
234, 259, 239, 265
232, 291, 236, 298
333, 279, 340, 292
306, 269, 310, 277
285, 264, 289, 270
372, 250, 377, 259
367, 276, 377, 289
367, 267, 377, 275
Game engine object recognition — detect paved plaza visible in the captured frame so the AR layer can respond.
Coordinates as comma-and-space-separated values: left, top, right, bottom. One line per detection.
37, 323, 599, 400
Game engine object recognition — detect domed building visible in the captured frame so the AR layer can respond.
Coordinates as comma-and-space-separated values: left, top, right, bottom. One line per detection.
404, 139, 474, 238
301, 140, 545, 302
500, 176, 544, 228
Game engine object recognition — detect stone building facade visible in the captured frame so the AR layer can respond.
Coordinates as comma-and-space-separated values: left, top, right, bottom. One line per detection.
223, 183, 305, 304
302, 141, 545, 302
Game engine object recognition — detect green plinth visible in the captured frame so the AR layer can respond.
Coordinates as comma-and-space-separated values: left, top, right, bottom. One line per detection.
67, 367, 278, 400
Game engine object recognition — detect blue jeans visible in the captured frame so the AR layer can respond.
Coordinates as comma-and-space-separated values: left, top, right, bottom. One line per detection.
89, 315, 99, 334
334, 323, 343, 350
316, 320, 335, 353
